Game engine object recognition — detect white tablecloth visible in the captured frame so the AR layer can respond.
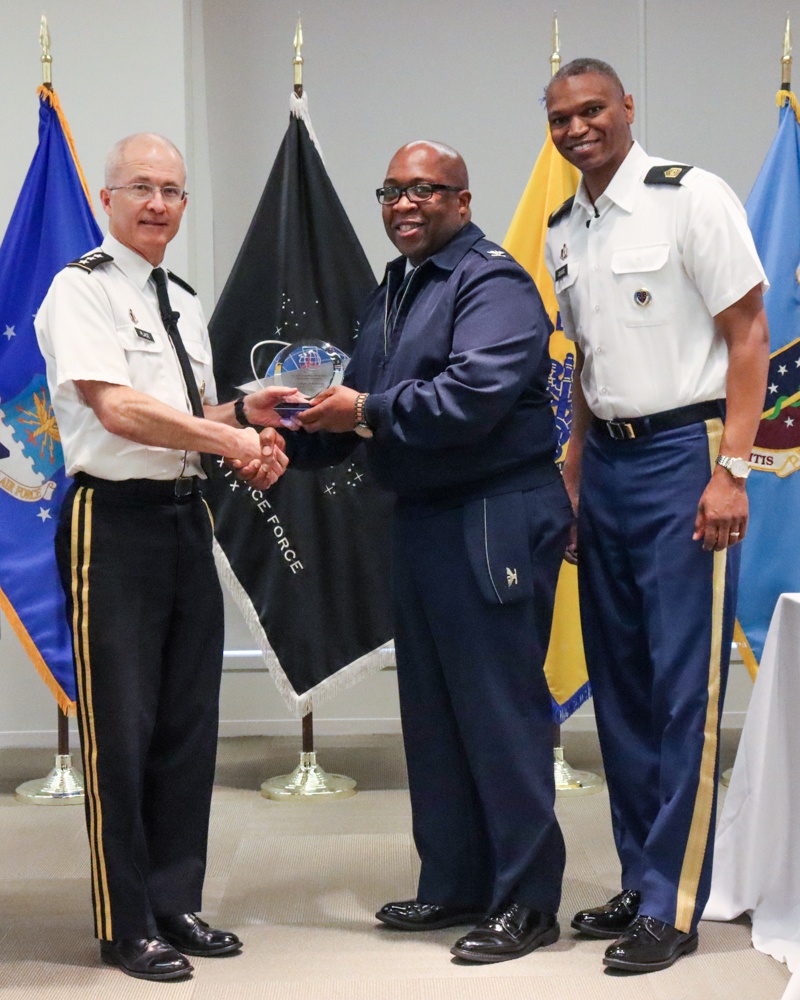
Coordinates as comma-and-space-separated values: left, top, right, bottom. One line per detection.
705, 593, 800, 998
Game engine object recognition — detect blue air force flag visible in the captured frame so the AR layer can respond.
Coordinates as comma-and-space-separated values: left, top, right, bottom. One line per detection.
737, 91, 800, 666
0, 86, 102, 712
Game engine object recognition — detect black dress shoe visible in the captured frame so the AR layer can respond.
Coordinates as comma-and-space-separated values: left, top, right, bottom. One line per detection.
450, 903, 560, 963
376, 899, 485, 931
156, 913, 242, 956
603, 915, 698, 972
571, 889, 641, 938
100, 936, 193, 980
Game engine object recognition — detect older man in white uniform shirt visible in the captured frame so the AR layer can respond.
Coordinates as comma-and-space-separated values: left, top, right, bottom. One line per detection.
544, 59, 769, 974
36, 133, 290, 982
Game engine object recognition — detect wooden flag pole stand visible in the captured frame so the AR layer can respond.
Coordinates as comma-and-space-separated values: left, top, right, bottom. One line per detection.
261, 710, 357, 801
15, 706, 84, 805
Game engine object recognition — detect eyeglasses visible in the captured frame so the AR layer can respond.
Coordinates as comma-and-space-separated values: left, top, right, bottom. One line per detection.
107, 183, 187, 203
375, 183, 462, 206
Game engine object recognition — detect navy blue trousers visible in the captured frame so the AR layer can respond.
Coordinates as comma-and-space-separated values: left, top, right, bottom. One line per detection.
55, 482, 224, 940
392, 479, 572, 914
578, 418, 739, 933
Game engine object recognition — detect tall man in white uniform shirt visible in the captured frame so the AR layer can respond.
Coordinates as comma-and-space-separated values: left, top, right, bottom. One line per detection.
544, 60, 770, 973
36, 133, 290, 982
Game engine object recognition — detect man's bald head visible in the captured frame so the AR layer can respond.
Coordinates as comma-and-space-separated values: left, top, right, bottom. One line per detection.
105, 133, 186, 187
381, 141, 472, 265
389, 140, 469, 190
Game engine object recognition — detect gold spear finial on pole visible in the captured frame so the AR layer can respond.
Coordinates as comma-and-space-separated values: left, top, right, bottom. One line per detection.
40, 14, 53, 88
293, 17, 304, 98
781, 14, 792, 90
550, 12, 561, 78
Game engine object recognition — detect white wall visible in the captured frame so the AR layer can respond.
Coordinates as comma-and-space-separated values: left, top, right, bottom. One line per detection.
0, 0, 780, 745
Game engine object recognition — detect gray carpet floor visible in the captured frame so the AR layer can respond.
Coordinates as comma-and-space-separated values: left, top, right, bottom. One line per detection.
0, 732, 789, 999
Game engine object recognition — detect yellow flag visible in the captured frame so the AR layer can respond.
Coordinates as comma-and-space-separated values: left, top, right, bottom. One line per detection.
503, 131, 590, 721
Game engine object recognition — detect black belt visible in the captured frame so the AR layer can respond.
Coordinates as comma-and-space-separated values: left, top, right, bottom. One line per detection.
74, 473, 202, 498
593, 399, 725, 441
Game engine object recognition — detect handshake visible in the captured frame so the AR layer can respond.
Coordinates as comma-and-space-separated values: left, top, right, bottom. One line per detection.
225, 383, 366, 490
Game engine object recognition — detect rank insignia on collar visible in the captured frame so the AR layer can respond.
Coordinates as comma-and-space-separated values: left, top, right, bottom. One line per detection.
634, 288, 652, 306
664, 167, 682, 179
129, 308, 138, 324
487, 249, 507, 257
560, 244, 568, 260
506, 567, 518, 587
135, 327, 155, 342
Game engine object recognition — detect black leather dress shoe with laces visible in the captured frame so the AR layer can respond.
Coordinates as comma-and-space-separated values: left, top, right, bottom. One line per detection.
156, 913, 243, 956
450, 903, 560, 963
603, 915, 698, 972
571, 889, 641, 938
100, 936, 193, 980
376, 900, 485, 931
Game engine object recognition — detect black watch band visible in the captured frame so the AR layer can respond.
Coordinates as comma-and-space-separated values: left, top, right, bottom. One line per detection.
235, 396, 256, 428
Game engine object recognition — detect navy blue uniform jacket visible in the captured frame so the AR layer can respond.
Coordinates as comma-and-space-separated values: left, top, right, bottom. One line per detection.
289, 222, 558, 508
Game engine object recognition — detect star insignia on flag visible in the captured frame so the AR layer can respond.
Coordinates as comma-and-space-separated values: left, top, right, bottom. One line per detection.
37, 507, 51, 522
3, 325, 15, 340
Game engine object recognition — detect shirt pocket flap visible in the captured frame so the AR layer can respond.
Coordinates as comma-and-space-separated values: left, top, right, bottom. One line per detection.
611, 243, 670, 274
117, 323, 163, 353
181, 335, 211, 366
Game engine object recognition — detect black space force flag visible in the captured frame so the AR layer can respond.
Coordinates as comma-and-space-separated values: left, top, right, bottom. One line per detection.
206, 93, 393, 714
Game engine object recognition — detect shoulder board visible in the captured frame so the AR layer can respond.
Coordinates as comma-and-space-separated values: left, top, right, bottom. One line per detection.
67, 250, 114, 272
473, 240, 513, 262
547, 196, 575, 228
167, 270, 197, 295
644, 164, 693, 186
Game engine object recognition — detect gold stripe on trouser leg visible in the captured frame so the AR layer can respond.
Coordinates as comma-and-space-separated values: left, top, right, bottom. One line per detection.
70, 488, 112, 940
675, 417, 725, 931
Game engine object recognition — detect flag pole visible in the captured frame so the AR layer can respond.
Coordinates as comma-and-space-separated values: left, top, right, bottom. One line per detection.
781, 14, 792, 92
259, 20, 356, 800
14, 15, 84, 806
542, 13, 603, 796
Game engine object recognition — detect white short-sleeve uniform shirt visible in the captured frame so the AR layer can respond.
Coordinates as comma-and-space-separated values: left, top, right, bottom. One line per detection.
544, 142, 767, 421
35, 234, 217, 480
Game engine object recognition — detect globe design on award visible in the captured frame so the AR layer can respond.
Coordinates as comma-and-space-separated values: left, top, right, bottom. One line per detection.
247, 339, 351, 416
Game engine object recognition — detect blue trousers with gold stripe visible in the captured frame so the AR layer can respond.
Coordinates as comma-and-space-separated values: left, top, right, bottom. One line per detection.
55, 481, 224, 941
578, 417, 738, 934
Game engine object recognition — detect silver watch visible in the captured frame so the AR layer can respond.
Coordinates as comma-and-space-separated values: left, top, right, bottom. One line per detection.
715, 455, 750, 480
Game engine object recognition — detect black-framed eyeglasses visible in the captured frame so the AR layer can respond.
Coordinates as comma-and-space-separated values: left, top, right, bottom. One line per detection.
375, 183, 462, 206
107, 183, 187, 204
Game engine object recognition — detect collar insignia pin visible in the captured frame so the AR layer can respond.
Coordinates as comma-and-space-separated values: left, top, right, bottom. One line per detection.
129, 308, 138, 324
487, 249, 506, 257
560, 244, 568, 260
634, 288, 652, 307
664, 167, 682, 179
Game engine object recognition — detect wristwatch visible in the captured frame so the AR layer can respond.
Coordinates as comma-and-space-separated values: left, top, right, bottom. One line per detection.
234, 396, 263, 431
354, 392, 374, 439
715, 455, 751, 480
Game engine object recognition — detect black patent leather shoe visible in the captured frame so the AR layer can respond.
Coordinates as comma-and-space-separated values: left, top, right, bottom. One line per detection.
156, 913, 242, 956
450, 903, 560, 963
603, 915, 698, 972
100, 936, 193, 980
571, 889, 641, 939
376, 899, 485, 931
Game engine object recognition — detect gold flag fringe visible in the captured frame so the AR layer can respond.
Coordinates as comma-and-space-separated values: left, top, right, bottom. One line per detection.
37, 84, 96, 211
0, 585, 76, 715
776, 89, 800, 122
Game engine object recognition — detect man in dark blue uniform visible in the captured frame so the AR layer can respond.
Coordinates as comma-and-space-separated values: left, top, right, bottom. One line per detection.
282, 141, 572, 963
